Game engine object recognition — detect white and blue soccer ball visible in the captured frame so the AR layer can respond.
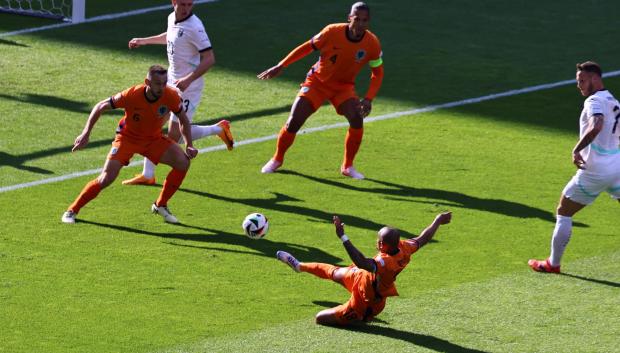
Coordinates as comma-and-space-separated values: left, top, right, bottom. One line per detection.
242, 213, 269, 239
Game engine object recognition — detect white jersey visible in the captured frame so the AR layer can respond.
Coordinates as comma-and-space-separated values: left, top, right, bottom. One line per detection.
166, 12, 212, 89
579, 89, 620, 175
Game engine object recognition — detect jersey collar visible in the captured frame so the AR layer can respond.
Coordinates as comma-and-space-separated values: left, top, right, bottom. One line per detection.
175, 12, 193, 24
143, 87, 160, 103
345, 26, 366, 43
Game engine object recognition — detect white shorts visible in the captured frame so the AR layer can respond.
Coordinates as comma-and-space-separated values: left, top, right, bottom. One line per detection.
169, 83, 203, 123
562, 171, 620, 205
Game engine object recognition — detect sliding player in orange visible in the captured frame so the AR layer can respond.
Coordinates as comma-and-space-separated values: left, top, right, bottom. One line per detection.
257, 2, 384, 179
61, 65, 197, 224
276, 212, 452, 325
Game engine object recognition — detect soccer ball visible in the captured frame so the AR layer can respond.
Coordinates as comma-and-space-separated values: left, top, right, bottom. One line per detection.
242, 213, 269, 239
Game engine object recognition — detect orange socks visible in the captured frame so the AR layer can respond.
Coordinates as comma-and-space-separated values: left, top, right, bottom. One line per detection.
343, 127, 363, 169
273, 126, 296, 162
156, 168, 187, 207
68, 179, 102, 213
300, 262, 338, 280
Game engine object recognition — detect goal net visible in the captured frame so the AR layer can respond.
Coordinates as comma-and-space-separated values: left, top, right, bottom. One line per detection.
0, 0, 84, 22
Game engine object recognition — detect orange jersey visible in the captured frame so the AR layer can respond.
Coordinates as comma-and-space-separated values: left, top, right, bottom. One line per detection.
371, 239, 419, 298
110, 84, 182, 140
308, 23, 382, 86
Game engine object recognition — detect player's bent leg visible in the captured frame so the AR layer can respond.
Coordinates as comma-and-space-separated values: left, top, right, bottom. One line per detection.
152, 144, 190, 224
262, 97, 317, 173
63, 160, 123, 223
315, 308, 344, 326
338, 99, 365, 179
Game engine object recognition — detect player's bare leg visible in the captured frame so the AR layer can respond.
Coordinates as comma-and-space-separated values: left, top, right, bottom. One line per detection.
529, 195, 586, 273
62, 159, 123, 223
315, 308, 343, 326
150, 144, 190, 224
262, 96, 315, 173
339, 98, 365, 179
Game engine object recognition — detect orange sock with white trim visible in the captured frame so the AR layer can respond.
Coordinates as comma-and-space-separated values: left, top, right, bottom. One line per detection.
68, 179, 102, 213
300, 262, 338, 280
273, 126, 296, 163
156, 168, 187, 207
342, 127, 363, 169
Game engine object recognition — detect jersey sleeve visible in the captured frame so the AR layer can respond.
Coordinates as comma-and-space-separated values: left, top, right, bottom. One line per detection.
585, 96, 604, 118
109, 87, 132, 109
310, 25, 332, 51
368, 36, 383, 68
166, 86, 183, 114
400, 239, 420, 256
190, 22, 212, 52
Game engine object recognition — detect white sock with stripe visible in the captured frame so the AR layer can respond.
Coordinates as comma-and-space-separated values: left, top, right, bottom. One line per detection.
549, 215, 572, 267
191, 124, 222, 140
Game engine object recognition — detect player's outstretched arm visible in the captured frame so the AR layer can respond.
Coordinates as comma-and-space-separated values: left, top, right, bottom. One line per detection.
257, 41, 314, 80
411, 212, 452, 248
72, 98, 112, 152
128, 32, 167, 49
333, 215, 376, 272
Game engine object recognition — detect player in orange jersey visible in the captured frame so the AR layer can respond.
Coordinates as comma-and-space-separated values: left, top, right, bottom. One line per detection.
276, 212, 452, 325
61, 65, 198, 225
257, 2, 384, 179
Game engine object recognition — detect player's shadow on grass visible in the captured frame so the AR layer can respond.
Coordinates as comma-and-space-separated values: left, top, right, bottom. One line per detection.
559, 273, 620, 288
332, 325, 489, 353
178, 187, 414, 237
77, 219, 342, 264
0, 38, 29, 47
191, 104, 290, 126
279, 170, 587, 227
0, 103, 285, 174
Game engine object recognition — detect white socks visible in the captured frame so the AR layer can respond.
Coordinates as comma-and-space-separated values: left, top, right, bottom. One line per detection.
140, 124, 223, 178
549, 215, 572, 267
191, 124, 222, 140
142, 158, 156, 178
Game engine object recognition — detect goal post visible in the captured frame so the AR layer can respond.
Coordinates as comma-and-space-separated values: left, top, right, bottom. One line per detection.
0, 0, 85, 23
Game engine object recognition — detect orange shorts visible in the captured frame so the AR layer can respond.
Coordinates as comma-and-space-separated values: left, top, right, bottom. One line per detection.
333, 267, 386, 324
298, 76, 357, 115
107, 134, 175, 166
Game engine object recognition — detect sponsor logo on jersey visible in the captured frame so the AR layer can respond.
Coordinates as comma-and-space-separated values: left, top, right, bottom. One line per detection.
355, 50, 366, 62
178, 29, 184, 38
158, 106, 169, 117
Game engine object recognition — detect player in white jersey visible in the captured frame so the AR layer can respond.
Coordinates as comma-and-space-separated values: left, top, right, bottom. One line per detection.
529, 61, 620, 273
122, 0, 234, 185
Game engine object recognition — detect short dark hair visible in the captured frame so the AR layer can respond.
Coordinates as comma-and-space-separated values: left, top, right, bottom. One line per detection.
350, 2, 370, 16
148, 64, 167, 79
576, 61, 602, 77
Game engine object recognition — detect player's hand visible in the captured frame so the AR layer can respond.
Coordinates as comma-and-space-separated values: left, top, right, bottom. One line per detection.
333, 215, 345, 238
72, 132, 90, 152
435, 212, 452, 225
128, 38, 143, 49
174, 76, 193, 92
573, 151, 586, 169
185, 146, 198, 159
257, 64, 284, 80
359, 98, 372, 118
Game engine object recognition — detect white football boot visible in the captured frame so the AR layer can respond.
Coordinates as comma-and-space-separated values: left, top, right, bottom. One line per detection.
151, 203, 179, 224
61, 210, 76, 224
261, 159, 282, 174
341, 166, 365, 180
276, 251, 301, 272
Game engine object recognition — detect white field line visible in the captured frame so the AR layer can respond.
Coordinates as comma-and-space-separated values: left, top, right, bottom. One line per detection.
3, 69, 620, 194
0, 0, 219, 38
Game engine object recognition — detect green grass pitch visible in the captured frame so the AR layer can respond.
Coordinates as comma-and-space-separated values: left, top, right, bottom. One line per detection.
1, 1, 619, 352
